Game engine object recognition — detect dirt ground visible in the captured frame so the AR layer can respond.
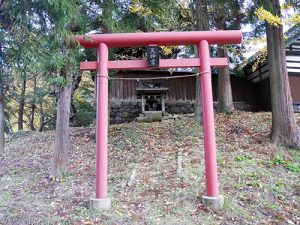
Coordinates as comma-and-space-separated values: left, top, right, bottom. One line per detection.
0, 112, 299, 224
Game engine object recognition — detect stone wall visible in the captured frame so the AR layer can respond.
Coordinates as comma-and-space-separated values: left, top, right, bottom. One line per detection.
110, 100, 195, 124
109, 100, 250, 124
165, 101, 195, 114
110, 101, 141, 124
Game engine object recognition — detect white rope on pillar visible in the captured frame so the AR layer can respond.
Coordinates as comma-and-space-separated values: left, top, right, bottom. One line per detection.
97, 75, 110, 79
104, 71, 210, 81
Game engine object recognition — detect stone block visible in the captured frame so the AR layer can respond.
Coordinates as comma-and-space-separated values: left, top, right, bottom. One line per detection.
90, 197, 111, 211
136, 116, 162, 123
122, 112, 129, 117
116, 112, 122, 117
187, 107, 194, 113
121, 102, 130, 106
144, 111, 162, 118
180, 106, 188, 113
170, 106, 180, 114
110, 101, 122, 108
202, 195, 224, 211
115, 117, 122, 123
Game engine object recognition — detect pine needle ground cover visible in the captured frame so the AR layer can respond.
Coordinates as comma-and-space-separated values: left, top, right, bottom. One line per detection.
0, 112, 299, 224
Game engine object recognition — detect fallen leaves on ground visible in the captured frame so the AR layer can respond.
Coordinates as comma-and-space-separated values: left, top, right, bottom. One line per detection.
0, 112, 299, 224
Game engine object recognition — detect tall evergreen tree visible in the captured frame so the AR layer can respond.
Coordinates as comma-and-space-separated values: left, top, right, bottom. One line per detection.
0, 0, 87, 174
46, 1, 87, 179
193, 0, 209, 123
212, 0, 245, 113
262, 0, 300, 148
0, 44, 4, 153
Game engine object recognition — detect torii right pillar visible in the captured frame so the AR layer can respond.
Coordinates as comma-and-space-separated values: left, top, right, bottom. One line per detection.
199, 40, 224, 210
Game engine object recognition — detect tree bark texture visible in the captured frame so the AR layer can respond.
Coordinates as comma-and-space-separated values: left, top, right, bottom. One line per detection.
0, 70, 4, 152
264, 0, 300, 148
29, 76, 37, 131
195, 0, 209, 31
51, 83, 72, 178
18, 75, 26, 130
216, 47, 234, 113
194, 0, 209, 123
4, 117, 12, 134
38, 92, 45, 132
51, 48, 73, 178
70, 72, 82, 126
215, 16, 234, 113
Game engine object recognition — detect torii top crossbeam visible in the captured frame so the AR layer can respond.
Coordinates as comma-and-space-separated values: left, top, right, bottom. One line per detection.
73, 30, 242, 48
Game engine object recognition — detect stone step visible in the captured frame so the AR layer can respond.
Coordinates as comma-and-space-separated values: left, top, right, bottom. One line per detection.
136, 116, 162, 123
144, 111, 163, 118
136, 111, 163, 123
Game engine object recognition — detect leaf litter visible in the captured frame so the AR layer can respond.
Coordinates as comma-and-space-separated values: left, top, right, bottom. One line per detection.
0, 112, 299, 224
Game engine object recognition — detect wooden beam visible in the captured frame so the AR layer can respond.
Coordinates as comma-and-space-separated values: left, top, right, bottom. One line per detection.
80, 61, 97, 70
72, 30, 242, 48
80, 58, 228, 71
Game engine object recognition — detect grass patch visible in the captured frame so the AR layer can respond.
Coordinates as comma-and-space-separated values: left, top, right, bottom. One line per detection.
270, 155, 300, 173
234, 155, 252, 162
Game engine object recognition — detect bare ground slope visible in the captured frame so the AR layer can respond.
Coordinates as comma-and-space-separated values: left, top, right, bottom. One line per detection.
0, 112, 300, 224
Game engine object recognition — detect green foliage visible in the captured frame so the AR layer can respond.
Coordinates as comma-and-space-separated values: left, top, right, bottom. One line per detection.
51, 76, 67, 87
270, 155, 300, 173
0, 0, 90, 132
271, 155, 286, 165
285, 162, 300, 173
234, 155, 252, 162
75, 205, 91, 217
2, 0, 298, 134
269, 181, 286, 193
128, 0, 183, 31
72, 72, 94, 126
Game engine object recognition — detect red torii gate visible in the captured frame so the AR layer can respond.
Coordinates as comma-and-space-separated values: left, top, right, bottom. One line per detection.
73, 30, 242, 211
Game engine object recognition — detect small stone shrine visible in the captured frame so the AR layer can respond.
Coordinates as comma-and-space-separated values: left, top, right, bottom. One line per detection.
136, 81, 169, 122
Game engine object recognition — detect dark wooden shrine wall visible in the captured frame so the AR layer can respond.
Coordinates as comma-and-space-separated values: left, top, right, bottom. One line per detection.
211, 75, 245, 102
109, 70, 246, 103
241, 76, 300, 112
110, 71, 196, 102
289, 76, 300, 103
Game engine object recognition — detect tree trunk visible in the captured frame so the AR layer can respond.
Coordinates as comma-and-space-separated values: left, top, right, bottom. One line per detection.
29, 76, 37, 131
264, 0, 300, 148
216, 47, 234, 113
194, 0, 209, 123
215, 17, 234, 113
18, 75, 26, 130
51, 83, 73, 179
195, 0, 209, 30
4, 117, 12, 135
38, 91, 45, 132
70, 72, 82, 126
0, 68, 4, 152
51, 48, 73, 179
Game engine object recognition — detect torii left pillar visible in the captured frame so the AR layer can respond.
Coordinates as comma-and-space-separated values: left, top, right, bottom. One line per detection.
89, 43, 112, 210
